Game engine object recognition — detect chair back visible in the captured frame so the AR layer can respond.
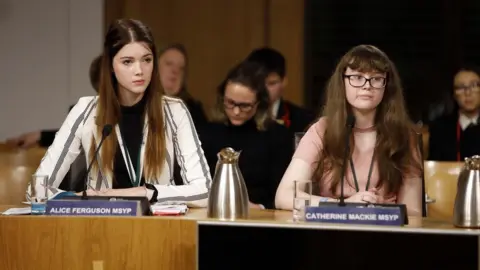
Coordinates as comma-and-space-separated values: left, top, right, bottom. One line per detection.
0, 145, 46, 205
424, 161, 463, 220
0, 143, 16, 152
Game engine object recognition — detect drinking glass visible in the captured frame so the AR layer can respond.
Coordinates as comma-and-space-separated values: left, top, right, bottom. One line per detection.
30, 174, 49, 215
293, 180, 312, 221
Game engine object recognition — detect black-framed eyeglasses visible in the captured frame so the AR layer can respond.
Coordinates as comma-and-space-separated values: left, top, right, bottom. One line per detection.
344, 74, 386, 89
454, 81, 480, 94
223, 97, 258, 112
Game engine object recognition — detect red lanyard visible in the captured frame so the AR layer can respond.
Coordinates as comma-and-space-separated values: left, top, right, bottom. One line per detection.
280, 103, 291, 128
456, 121, 461, 161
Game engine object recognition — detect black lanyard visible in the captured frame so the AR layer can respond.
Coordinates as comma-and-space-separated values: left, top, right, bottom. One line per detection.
349, 154, 375, 192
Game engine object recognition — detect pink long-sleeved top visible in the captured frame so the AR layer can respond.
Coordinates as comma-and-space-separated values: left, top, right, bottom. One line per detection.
293, 117, 422, 215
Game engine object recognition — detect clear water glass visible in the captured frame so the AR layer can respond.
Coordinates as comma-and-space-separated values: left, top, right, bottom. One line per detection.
293, 180, 312, 222
30, 174, 49, 215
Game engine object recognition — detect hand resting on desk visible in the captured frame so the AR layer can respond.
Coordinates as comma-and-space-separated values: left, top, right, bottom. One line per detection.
249, 202, 265, 209
345, 188, 397, 204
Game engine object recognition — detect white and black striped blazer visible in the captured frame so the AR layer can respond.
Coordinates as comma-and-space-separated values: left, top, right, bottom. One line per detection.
30, 95, 212, 207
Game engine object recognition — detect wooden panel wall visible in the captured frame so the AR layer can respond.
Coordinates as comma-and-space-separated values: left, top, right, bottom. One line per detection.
104, 0, 304, 116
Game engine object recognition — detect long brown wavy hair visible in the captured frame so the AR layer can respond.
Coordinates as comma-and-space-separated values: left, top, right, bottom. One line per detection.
316, 45, 422, 196
89, 19, 166, 182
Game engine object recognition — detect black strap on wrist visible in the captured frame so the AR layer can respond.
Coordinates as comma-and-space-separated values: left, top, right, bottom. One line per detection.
145, 183, 158, 204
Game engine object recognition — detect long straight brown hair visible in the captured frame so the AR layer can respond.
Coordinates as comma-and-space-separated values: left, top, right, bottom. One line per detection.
316, 45, 422, 196
89, 19, 166, 181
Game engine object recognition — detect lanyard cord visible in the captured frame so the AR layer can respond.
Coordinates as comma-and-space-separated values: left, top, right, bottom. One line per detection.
349, 153, 375, 192
119, 129, 143, 187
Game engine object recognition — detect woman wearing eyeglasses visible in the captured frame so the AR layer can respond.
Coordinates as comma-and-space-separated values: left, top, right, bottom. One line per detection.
275, 45, 423, 216
198, 61, 294, 209
428, 66, 480, 161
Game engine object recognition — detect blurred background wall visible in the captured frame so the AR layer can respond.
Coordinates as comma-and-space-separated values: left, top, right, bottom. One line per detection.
104, 0, 305, 118
1, 0, 479, 139
0, 0, 102, 140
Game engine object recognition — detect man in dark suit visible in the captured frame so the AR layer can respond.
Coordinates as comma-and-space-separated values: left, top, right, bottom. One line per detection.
245, 47, 315, 133
6, 55, 102, 148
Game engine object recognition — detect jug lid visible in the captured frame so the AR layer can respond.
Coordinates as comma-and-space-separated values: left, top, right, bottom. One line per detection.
464, 155, 480, 170
217, 147, 241, 164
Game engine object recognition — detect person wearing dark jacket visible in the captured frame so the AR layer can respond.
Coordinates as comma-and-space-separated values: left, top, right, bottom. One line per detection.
245, 47, 316, 133
428, 66, 480, 161
198, 61, 293, 209
158, 43, 207, 128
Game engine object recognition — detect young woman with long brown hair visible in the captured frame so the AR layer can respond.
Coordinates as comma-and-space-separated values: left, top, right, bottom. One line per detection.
27, 19, 211, 207
275, 45, 423, 216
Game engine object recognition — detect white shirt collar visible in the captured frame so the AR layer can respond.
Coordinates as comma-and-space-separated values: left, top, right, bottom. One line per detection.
271, 99, 281, 118
459, 113, 478, 130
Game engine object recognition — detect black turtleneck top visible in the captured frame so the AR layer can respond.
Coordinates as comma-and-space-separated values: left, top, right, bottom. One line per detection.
197, 119, 294, 209
113, 96, 147, 188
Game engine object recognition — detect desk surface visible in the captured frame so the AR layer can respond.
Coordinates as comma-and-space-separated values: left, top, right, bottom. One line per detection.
2, 205, 478, 270
2, 204, 479, 236
186, 208, 480, 236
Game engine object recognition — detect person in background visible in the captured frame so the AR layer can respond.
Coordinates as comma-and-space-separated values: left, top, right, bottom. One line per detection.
425, 91, 455, 124
6, 55, 102, 148
428, 66, 480, 161
158, 43, 208, 185
158, 43, 207, 127
245, 47, 315, 133
275, 45, 423, 216
198, 61, 293, 209
27, 19, 211, 207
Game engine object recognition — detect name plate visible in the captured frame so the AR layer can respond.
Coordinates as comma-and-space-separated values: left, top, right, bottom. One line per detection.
46, 199, 138, 216
305, 203, 405, 226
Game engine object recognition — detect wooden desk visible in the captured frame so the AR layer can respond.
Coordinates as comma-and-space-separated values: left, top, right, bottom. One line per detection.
0, 206, 479, 270
0, 208, 197, 269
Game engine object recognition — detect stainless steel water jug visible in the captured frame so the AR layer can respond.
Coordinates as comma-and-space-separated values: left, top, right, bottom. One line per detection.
453, 155, 480, 228
207, 147, 249, 220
